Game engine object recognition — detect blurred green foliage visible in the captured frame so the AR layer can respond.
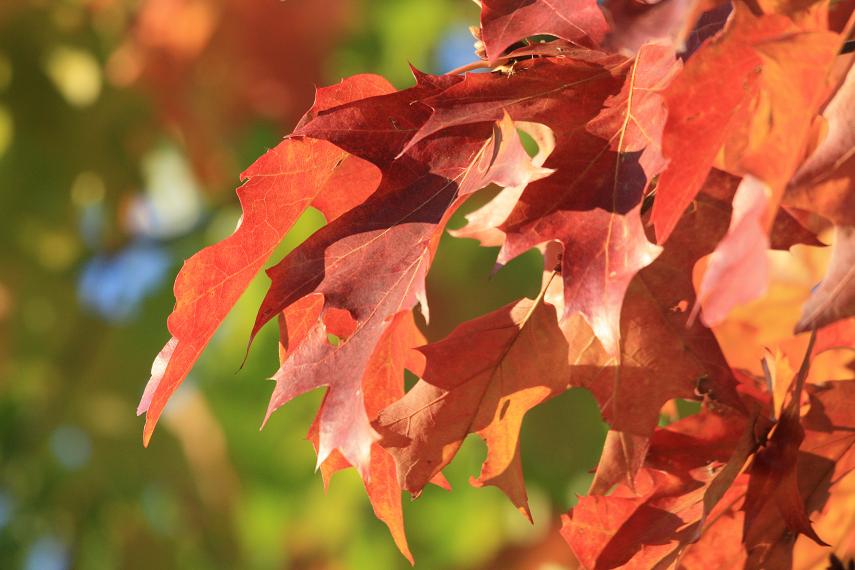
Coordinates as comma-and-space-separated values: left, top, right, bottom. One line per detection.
0, 1, 608, 568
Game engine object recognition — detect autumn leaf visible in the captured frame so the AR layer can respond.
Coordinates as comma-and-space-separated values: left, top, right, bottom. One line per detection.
303, 311, 429, 564
478, 0, 608, 63
785, 63, 855, 226
451, 121, 556, 247
409, 44, 679, 354
714, 10, 842, 194
742, 333, 827, 547
786, 65, 855, 334
138, 0, 855, 564
651, 3, 842, 243
564, 468, 699, 570
681, 381, 855, 568
694, 175, 771, 327
562, 406, 756, 569
601, 0, 729, 55
561, 356, 855, 570
138, 134, 383, 446
256, 107, 553, 476
563, 170, 818, 492
561, 191, 748, 492
376, 287, 570, 520
795, 225, 855, 333
813, 317, 855, 354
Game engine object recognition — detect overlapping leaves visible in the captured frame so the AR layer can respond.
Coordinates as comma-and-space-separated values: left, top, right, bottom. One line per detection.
140, 0, 855, 566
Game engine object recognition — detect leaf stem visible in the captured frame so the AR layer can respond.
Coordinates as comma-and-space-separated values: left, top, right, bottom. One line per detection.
445, 60, 491, 76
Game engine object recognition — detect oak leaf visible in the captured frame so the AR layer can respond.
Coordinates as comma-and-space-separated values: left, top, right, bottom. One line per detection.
694, 175, 771, 326
257, 107, 552, 476
601, 0, 729, 55
478, 0, 608, 63
651, 3, 842, 243
138, 134, 383, 446
412, 44, 679, 354
566, 192, 747, 492
680, 381, 855, 568
302, 311, 430, 564
376, 292, 571, 520
562, 406, 756, 569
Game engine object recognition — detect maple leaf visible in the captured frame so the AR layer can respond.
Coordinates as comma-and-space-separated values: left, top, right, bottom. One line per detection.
376, 287, 570, 520
255, 106, 552, 476
478, 0, 608, 63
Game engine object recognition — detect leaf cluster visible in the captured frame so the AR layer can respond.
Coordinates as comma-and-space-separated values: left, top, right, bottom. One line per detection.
139, 0, 855, 566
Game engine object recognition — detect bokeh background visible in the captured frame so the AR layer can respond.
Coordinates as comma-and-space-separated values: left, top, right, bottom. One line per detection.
0, 1, 610, 568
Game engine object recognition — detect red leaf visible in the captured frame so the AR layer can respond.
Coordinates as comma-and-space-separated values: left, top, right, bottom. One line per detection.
602, 0, 730, 55
256, 108, 551, 475
562, 407, 756, 569
565, 193, 746, 491
813, 317, 855, 354
508, 205, 661, 355
410, 45, 679, 354
743, 333, 827, 547
681, 380, 855, 567
479, 0, 608, 63
651, 5, 841, 243
694, 175, 771, 326
303, 312, 427, 564
138, 135, 382, 445
295, 73, 397, 130
137, 1, 855, 561
377, 293, 570, 519
451, 121, 557, 247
